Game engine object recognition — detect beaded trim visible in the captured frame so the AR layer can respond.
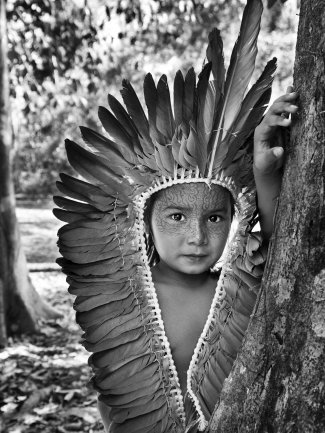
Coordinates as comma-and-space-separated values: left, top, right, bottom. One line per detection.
133, 170, 248, 430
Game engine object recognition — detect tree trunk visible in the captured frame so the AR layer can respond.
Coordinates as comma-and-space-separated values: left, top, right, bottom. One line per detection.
209, 0, 325, 431
0, 0, 60, 341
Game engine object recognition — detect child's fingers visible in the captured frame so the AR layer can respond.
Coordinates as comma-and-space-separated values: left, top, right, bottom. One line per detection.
267, 114, 292, 127
269, 101, 299, 116
272, 92, 298, 109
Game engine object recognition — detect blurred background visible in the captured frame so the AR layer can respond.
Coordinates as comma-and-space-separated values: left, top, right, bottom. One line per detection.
1, 0, 299, 432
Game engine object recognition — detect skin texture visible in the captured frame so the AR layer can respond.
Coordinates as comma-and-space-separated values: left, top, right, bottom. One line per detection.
148, 183, 233, 395
150, 183, 232, 278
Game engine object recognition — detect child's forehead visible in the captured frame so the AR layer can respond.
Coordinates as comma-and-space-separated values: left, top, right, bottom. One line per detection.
153, 183, 231, 210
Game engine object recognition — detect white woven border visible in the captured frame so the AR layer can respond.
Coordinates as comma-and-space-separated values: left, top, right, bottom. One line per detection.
132, 170, 246, 430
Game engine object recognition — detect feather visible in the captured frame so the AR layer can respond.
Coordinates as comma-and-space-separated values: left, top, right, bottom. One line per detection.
95, 354, 157, 388
183, 67, 196, 128
55, 180, 126, 214
120, 80, 153, 156
173, 70, 184, 127
208, 0, 263, 177
191, 62, 212, 173
143, 73, 157, 125
77, 299, 139, 330
53, 195, 97, 213
86, 312, 145, 346
206, 28, 225, 93
65, 139, 132, 200
90, 334, 152, 370
68, 279, 131, 296
58, 253, 135, 278
185, 126, 202, 172
98, 106, 139, 162
80, 126, 145, 183
80, 126, 136, 177
221, 88, 271, 169
222, 0, 263, 136
101, 374, 159, 395
112, 404, 168, 433
108, 387, 164, 409
75, 288, 132, 313
156, 74, 175, 142
108, 94, 140, 140
100, 378, 161, 406
170, 133, 182, 166
110, 395, 166, 423
76, 295, 136, 328
58, 172, 117, 203
52, 208, 84, 223
221, 58, 276, 167
154, 143, 175, 176
143, 73, 164, 145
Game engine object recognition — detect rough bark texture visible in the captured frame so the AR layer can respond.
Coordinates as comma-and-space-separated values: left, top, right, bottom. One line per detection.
208, 1, 325, 431
0, 0, 59, 339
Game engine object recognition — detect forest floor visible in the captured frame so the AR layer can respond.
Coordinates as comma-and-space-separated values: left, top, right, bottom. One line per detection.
0, 200, 104, 433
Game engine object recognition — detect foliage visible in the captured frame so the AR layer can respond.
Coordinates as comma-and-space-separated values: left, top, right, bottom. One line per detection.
8, 0, 298, 196
0, 272, 103, 433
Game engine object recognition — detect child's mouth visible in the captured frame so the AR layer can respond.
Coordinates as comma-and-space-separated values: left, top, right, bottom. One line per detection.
183, 254, 207, 260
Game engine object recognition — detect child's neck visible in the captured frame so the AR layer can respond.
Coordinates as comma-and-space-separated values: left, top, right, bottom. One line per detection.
152, 260, 212, 292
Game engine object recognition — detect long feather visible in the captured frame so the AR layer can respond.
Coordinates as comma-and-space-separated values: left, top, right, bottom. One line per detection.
156, 75, 175, 142
226, 57, 276, 142
221, 87, 272, 168
120, 80, 154, 155
207, 0, 263, 177
191, 62, 212, 173
53, 195, 97, 213
108, 94, 139, 139
173, 70, 184, 127
98, 106, 139, 162
183, 67, 196, 127
206, 28, 225, 93
143, 73, 165, 145
65, 139, 131, 200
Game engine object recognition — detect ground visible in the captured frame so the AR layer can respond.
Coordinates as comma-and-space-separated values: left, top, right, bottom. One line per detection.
0, 200, 104, 433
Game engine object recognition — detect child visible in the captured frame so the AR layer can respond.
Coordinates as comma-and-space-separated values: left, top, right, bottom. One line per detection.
54, 1, 298, 431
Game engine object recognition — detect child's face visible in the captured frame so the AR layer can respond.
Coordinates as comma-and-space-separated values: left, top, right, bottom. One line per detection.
150, 183, 232, 275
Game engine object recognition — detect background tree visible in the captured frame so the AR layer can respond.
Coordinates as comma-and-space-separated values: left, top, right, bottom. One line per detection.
0, 0, 59, 341
209, 0, 325, 431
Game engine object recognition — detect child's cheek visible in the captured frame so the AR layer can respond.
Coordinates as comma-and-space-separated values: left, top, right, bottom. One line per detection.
208, 221, 231, 239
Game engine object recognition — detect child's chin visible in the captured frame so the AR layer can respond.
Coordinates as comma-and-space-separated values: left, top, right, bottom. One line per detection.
177, 261, 212, 275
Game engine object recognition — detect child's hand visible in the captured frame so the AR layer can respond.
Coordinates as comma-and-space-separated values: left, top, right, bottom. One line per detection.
254, 86, 298, 176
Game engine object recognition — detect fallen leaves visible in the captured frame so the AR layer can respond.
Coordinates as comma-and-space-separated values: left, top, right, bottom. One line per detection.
0, 273, 104, 433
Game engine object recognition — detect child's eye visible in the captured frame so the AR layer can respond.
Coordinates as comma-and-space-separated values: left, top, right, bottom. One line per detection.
171, 213, 185, 222
209, 215, 221, 223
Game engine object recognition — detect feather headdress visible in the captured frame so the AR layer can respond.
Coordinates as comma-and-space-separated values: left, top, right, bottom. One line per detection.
55, 1, 275, 431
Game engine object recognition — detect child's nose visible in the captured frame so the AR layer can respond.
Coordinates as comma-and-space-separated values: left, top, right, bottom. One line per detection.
187, 220, 207, 245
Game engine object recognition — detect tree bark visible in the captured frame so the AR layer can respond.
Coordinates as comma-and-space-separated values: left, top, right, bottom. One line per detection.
0, 0, 60, 340
208, 0, 325, 431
